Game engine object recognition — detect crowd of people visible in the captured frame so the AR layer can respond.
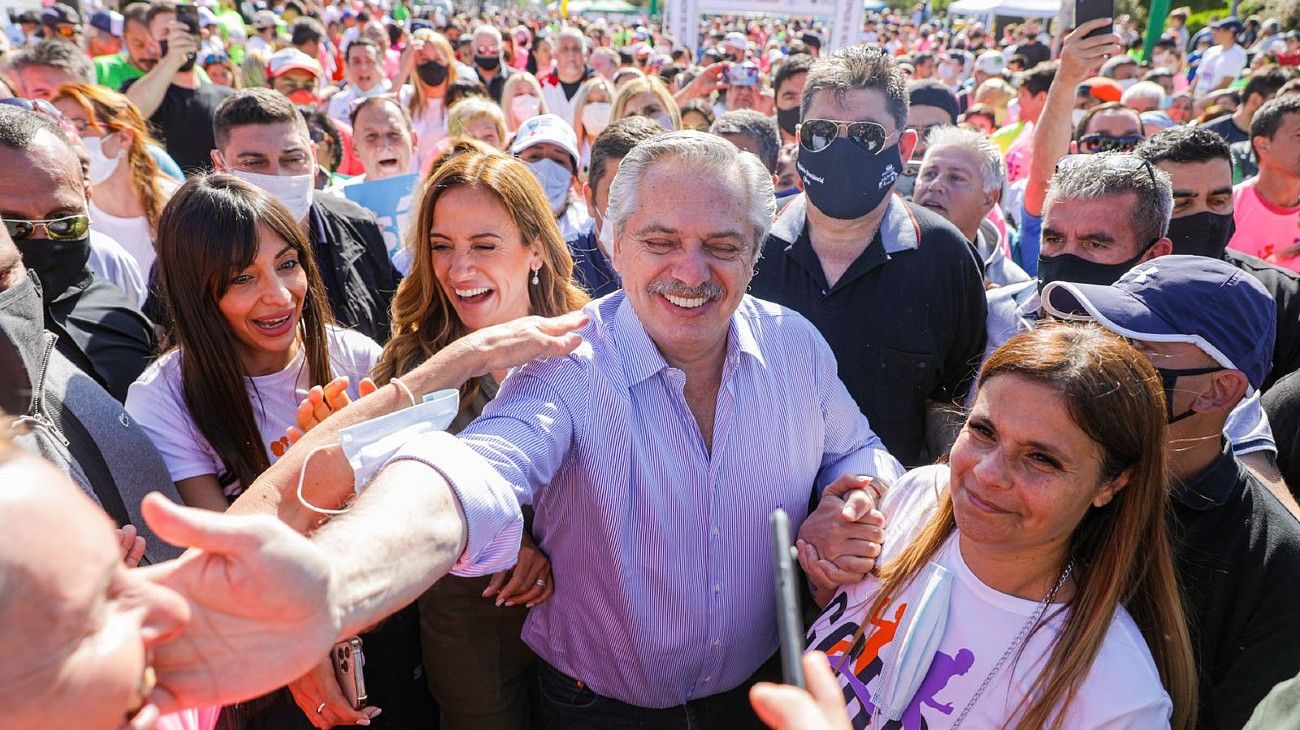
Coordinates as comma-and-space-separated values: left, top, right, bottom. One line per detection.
1, 0, 1299, 729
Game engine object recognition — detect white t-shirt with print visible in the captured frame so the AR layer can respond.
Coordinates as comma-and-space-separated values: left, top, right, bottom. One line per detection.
804, 465, 1172, 730
125, 326, 381, 497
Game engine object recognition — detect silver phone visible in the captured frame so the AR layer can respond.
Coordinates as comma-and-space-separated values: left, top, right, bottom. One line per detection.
331, 636, 368, 710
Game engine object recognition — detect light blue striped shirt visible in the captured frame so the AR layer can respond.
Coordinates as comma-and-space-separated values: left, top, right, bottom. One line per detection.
452, 292, 905, 708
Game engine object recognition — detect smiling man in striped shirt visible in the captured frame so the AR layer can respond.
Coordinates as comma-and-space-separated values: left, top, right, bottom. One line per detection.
436, 131, 906, 727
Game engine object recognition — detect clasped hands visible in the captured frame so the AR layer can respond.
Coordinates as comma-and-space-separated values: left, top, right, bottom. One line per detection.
796, 475, 888, 599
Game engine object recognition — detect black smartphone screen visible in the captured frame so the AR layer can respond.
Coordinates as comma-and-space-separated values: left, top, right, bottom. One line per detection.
177, 4, 200, 36
1075, 0, 1114, 38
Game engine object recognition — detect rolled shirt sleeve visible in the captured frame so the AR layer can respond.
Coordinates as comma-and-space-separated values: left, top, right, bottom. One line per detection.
386, 431, 524, 577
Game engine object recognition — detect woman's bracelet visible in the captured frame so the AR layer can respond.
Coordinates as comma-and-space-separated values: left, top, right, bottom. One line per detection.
391, 376, 418, 407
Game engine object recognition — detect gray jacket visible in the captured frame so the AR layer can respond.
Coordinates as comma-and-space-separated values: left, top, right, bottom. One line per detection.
2, 273, 181, 564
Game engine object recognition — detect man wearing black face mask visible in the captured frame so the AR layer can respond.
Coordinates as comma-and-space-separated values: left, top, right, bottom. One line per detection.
772, 54, 812, 146
985, 150, 1293, 506
0, 105, 155, 403
1136, 125, 1300, 393
749, 45, 986, 468
1042, 256, 1300, 727
471, 24, 513, 103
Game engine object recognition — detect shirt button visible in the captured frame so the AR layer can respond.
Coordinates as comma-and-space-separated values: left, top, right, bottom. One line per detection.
714, 584, 722, 594
711, 528, 719, 540
712, 639, 721, 649
701, 676, 712, 684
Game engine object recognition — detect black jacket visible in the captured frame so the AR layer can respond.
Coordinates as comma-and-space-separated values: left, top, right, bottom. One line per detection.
42, 268, 155, 402
1172, 446, 1300, 729
309, 194, 400, 345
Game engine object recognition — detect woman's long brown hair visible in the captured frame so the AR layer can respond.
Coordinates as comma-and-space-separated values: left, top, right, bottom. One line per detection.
855, 324, 1196, 730
53, 83, 169, 236
372, 151, 588, 414
154, 174, 334, 491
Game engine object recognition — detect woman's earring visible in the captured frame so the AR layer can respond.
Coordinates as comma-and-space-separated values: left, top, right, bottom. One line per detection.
532, 268, 540, 286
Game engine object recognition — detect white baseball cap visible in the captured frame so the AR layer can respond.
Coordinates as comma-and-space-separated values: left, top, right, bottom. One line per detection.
509, 114, 580, 169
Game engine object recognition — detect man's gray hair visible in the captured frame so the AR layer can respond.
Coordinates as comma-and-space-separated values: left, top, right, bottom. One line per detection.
557, 25, 587, 53
1120, 81, 1167, 111
709, 109, 780, 173
473, 24, 503, 43
606, 131, 775, 260
801, 45, 908, 129
923, 125, 1005, 194
8, 39, 95, 84
1044, 152, 1173, 246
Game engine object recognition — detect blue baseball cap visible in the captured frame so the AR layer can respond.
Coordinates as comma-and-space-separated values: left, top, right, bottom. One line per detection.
1042, 255, 1276, 390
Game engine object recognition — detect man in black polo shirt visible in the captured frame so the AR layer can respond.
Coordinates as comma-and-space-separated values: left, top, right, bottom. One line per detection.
123, 2, 231, 174
1043, 256, 1300, 730
212, 89, 398, 344
749, 45, 986, 467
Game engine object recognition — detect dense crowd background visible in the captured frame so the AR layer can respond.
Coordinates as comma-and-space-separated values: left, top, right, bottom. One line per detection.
1, 0, 1300, 728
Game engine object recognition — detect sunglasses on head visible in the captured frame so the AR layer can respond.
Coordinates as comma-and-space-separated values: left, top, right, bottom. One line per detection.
1078, 133, 1143, 154
3, 214, 91, 241
1056, 153, 1159, 187
797, 118, 898, 154
203, 52, 230, 66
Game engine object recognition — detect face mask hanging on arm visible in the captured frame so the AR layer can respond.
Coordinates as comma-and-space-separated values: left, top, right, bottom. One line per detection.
296, 388, 460, 515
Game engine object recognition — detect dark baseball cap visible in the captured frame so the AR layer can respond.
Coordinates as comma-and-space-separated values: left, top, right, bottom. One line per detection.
41, 4, 80, 27
1042, 255, 1276, 391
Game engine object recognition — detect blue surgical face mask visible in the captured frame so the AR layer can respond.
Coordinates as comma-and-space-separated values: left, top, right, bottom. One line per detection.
296, 388, 460, 515
871, 562, 953, 723
526, 157, 573, 214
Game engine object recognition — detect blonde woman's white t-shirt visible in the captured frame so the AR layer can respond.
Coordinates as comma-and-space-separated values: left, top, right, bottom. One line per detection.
804, 465, 1172, 730
125, 326, 381, 498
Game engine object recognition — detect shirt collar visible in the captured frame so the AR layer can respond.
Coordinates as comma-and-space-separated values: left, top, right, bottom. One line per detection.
1172, 442, 1241, 511
769, 194, 919, 254
610, 293, 762, 386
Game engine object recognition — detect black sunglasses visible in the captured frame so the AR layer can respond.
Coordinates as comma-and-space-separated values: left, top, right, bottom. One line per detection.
797, 118, 898, 154
3, 214, 91, 241
1077, 133, 1144, 154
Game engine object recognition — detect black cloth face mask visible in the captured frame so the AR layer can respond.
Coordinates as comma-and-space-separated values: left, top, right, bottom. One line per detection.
1166, 211, 1235, 259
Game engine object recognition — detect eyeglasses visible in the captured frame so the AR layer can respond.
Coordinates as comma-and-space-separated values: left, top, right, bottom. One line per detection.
50, 24, 81, 38
1077, 133, 1144, 154
905, 122, 945, 141
1056, 153, 1158, 188
797, 118, 899, 154
3, 214, 91, 241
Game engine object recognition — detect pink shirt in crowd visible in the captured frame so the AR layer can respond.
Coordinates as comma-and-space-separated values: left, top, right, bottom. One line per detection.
1229, 178, 1300, 271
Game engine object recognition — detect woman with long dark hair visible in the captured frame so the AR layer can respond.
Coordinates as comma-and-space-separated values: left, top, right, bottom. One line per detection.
804, 324, 1197, 729
126, 174, 433, 728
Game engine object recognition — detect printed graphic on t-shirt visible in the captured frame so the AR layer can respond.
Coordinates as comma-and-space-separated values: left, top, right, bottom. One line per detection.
806, 592, 976, 730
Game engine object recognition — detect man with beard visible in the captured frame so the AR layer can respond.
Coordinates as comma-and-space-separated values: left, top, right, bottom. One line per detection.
122, 2, 231, 173
538, 27, 592, 127
92, 2, 155, 90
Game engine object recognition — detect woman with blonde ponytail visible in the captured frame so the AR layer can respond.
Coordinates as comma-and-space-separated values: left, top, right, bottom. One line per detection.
51, 83, 177, 279
804, 324, 1196, 730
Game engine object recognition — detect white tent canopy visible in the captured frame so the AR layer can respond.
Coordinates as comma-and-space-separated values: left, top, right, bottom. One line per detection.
947, 0, 1058, 17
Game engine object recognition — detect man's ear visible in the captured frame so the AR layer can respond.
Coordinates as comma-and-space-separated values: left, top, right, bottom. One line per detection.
899, 127, 919, 163
1194, 369, 1250, 417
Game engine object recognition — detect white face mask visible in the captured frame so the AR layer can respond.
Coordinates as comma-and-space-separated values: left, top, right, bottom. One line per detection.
1071, 107, 1087, 126
1118, 78, 1138, 90
512, 94, 541, 125
582, 102, 612, 137
82, 135, 123, 186
296, 389, 460, 515
526, 157, 572, 214
594, 206, 615, 257
227, 168, 316, 221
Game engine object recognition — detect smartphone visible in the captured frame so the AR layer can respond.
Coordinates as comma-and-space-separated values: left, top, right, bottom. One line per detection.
770, 508, 806, 690
332, 637, 368, 710
1074, 0, 1114, 38
176, 4, 200, 36
730, 63, 759, 86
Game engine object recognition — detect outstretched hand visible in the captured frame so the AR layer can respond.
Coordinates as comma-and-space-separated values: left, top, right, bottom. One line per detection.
750, 651, 852, 730
136, 493, 340, 713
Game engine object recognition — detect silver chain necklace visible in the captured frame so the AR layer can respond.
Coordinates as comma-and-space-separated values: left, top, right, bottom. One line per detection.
867, 561, 1074, 730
